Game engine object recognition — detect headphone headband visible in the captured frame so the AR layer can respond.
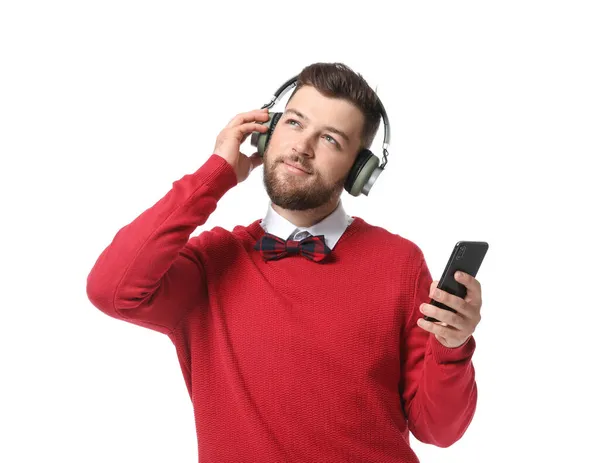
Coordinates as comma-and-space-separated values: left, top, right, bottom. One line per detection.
260, 75, 390, 166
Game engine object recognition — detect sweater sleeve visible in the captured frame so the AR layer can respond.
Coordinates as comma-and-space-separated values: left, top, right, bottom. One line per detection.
399, 247, 478, 448
86, 154, 237, 335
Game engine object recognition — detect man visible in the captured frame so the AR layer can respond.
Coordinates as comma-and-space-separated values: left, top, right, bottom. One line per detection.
86, 62, 483, 462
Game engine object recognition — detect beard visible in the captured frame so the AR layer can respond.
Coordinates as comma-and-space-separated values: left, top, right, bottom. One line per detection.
262, 147, 347, 211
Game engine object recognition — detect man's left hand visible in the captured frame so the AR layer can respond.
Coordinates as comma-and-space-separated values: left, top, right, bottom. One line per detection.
417, 271, 483, 348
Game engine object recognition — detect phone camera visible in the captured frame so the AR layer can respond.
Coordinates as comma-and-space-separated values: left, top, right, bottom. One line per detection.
457, 246, 466, 260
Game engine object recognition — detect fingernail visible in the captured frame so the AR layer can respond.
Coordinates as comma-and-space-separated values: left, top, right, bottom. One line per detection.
455, 271, 462, 279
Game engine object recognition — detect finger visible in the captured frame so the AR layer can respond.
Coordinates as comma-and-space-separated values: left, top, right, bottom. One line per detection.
240, 127, 259, 144
226, 109, 268, 127
455, 271, 482, 306
420, 303, 467, 330
229, 122, 269, 141
417, 317, 460, 338
429, 286, 470, 316
226, 109, 270, 128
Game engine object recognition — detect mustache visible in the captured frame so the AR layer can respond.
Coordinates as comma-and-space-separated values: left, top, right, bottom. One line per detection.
278, 157, 313, 174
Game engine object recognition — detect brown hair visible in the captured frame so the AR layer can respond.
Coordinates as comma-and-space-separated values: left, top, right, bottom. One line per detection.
286, 62, 382, 151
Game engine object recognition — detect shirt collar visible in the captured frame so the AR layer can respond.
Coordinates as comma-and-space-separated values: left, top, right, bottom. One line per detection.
259, 200, 354, 251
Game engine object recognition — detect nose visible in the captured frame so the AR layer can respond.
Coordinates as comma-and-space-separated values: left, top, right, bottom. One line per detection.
291, 132, 315, 157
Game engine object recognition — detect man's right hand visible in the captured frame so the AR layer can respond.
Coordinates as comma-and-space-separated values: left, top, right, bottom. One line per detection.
213, 108, 271, 184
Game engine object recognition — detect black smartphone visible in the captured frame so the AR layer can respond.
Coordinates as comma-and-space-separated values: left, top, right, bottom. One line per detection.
423, 241, 489, 323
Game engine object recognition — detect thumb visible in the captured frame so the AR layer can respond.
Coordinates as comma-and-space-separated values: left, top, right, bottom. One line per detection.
249, 151, 264, 170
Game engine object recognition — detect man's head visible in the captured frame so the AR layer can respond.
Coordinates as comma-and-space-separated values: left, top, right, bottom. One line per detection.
262, 62, 381, 211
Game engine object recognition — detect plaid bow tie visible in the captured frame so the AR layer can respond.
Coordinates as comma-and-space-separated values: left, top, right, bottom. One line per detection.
254, 232, 332, 262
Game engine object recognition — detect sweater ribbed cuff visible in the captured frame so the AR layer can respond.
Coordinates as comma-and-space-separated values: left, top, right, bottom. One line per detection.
430, 335, 476, 364
189, 153, 238, 200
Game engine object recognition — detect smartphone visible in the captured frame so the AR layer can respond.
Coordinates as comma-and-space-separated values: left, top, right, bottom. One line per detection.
423, 241, 489, 323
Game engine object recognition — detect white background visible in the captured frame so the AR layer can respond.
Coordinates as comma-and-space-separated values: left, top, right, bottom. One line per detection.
1, 1, 598, 462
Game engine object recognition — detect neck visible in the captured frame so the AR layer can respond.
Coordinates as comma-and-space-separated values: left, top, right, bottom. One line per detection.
271, 196, 341, 228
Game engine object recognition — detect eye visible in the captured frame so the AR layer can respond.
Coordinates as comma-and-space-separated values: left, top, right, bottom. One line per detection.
323, 134, 338, 146
285, 119, 339, 147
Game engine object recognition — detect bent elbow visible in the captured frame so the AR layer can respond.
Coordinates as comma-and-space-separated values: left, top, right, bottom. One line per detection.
86, 267, 117, 315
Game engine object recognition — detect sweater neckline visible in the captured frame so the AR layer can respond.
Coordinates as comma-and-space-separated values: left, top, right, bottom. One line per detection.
245, 215, 366, 245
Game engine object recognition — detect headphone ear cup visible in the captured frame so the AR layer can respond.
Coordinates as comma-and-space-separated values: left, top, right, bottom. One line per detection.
250, 112, 282, 156
344, 149, 381, 197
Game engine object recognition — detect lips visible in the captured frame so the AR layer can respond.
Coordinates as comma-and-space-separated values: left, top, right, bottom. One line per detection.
283, 161, 311, 174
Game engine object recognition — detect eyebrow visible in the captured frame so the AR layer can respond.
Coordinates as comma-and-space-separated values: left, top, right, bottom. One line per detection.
283, 108, 351, 144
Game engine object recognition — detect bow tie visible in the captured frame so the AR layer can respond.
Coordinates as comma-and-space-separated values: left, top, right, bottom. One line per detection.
254, 233, 332, 262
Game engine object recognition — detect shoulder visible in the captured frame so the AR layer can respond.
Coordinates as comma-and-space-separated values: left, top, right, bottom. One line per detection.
355, 217, 426, 266
186, 221, 258, 258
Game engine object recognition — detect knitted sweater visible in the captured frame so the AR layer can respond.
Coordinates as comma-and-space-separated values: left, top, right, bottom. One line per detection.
86, 154, 477, 462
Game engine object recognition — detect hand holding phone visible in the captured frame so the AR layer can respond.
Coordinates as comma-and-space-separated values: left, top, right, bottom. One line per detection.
423, 241, 489, 323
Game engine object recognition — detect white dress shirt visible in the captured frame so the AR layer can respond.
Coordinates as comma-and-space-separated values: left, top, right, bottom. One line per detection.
259, 200, 355, 251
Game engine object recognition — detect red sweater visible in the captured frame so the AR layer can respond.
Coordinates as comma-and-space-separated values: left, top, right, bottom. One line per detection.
86, 154, 477, 462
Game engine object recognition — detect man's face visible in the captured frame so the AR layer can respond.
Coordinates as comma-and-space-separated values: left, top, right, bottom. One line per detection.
262, 85, 365, 211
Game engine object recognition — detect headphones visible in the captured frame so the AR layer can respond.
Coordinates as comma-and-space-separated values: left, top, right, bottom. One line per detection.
250, 75, 391, 197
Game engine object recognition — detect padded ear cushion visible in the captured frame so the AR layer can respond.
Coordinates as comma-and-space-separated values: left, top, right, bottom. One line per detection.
251, 112, 283, 156
344, 149, 373, 195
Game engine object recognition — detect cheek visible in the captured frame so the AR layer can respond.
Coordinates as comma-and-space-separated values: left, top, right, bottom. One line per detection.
269, 129, 289, 151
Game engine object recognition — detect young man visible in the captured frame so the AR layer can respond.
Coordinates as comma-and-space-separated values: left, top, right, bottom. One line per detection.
87, 62, 483, 462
